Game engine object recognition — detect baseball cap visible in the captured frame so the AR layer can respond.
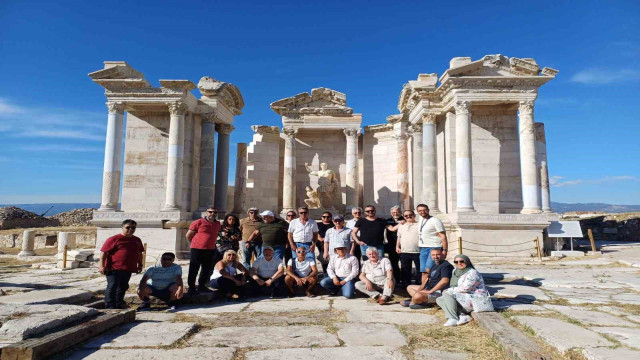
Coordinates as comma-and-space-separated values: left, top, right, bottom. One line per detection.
333, 215, 344, 221
259, 210, 274, 217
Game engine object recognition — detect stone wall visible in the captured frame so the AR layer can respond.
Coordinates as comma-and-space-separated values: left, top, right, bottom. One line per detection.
245, 130, 282, 213
0, 228, 96, 249
362, 127, 400, 215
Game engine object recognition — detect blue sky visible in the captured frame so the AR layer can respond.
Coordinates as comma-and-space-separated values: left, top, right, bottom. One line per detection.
0, 0, 638, 205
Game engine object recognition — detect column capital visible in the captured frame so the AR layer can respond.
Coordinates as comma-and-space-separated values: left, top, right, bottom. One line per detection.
252, 125, 280, 135
519, 100, 535, 115
215, 123, 235, 134
202, 113, 219, 123
343, 128, 360, 139
421, 113, 438, 124
167, 101, 187, 116
392, 132, 411, 141
453, 101, 471, 115
407, 124, 423, 134
106, 102, 125, 114
283, 126, 298, 138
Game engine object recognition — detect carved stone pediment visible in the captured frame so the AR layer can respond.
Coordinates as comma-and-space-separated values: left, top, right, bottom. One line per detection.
271, 87, 353, 116
444, 55, 544, 78
197, 76, 245, 115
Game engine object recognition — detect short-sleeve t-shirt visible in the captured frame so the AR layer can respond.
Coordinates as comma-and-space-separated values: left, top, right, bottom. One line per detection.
144, 263, 182, 290
418, 216, 446, 248
251, 256, 283, 278
361, 257, 392, 282
287, 258, 315, 277
397, 222, 420, 253
287, 218, 319, 243
100, 234, 145, 272
257, 219, 289, 247
317, 222, 334, 239
385, 217, 400, 243
426, 260, 454, 290
354, 218, 387, 247
240, 218, 262, 242
189, 218, 221, 249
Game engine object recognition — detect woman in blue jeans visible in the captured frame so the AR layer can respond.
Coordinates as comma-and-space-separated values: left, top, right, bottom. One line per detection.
320, 246, 360, 298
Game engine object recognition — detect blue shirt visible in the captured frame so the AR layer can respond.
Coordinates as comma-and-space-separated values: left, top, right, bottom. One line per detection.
144, 263, 182, 290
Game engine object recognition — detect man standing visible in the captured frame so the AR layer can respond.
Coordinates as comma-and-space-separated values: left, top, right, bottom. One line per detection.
345, 207, 362, 260
249, 246, 285, 298
137, 252, 183, 311
403, 248, 453, 309
416, 204, 448, 288
186, 207, 221, 294
385, 205, 402, 283
246, 210, 288, 260
99, 219, 145, 309
396, 209, 421, 285
239, 207, 263, 268
316, 211, 334, 272
324, 215, 354, 259
352, 205, 387, 261
287, 207, 318, 262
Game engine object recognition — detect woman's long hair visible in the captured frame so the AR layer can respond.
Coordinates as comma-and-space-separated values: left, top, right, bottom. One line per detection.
223, 214, 240, 229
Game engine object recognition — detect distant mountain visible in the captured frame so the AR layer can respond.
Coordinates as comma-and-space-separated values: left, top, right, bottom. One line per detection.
551, 202, 640, 213
0, 203, 101, 216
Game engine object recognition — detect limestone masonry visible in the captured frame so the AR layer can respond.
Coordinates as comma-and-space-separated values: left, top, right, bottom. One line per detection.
90, 55, 559, 258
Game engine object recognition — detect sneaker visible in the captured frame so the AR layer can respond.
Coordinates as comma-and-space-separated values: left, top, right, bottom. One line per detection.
167, 304, 178, 312
457, 315, 471, 325
444, 319, 458, 327
137, 302, 151, 312
400, 300, 411, 307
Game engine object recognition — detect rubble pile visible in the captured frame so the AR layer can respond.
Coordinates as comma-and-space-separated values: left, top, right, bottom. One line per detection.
49, 208, 95, 227
0, 207, 59, 230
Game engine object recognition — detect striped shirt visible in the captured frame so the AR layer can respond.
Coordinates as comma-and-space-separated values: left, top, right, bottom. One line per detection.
325, 227, 353, 254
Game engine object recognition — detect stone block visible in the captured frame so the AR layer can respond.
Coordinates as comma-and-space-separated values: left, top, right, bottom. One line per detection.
0, 289, 93, 305
550, 251, 584, 257
0, 304, 98, 341
246, 346, 406, 360
582, 348, 640, 360
245, 299, 330, 312
544, 305, 637, 326
513, 316, 612, 353
346, 310, 438, 325
336, 322, 407, 347
190, 325, 339, 348
57, 249, 95, 261
590, 327, 640, 349
488, 284, 550, 301
67, 347, 236, 360
174, 302, 248, 314
81, 322, 196, 349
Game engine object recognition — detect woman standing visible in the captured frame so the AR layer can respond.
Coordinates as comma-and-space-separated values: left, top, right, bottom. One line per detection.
436, 254, 489, 327
217, 214, 241, 256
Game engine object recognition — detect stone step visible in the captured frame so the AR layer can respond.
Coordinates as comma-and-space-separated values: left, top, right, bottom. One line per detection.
0, 289, 94, 305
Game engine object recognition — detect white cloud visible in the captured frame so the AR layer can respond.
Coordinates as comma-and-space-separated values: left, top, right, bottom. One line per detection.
0, 98, 26, 114
571, 69, 640, 84
551, 175, 639, 187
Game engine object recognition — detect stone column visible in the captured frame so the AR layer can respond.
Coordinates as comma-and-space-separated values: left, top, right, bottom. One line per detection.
408, 124, 423, 208
454, 101, 475, 212
394, 128, 411, 210
421, 114, 440, 212
57, 232, 76, 252
198, 115, 216, 210
232, 143, 248, 214
214, 123, 234, 216
98, 102, 125, 211
519, 101, 542, 214
17, 230, 35, 257
282, 127, 298, 213
163, 101, 187, 211
344, 128, 360, 210
535, 122, 552, 213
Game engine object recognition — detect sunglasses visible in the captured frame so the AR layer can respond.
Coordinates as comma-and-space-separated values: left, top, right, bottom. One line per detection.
404, 214, 414, 218
207, 211, 217, 214
299, 212, 308, 214
454, 260, 466, 264
296, 250, 306, 253
333, 219, 343, 222
125, 226, 136, 229
365, 210, 375, 213
286, 214, 295, 217
322, 215, 331, 218
161, 258, 173, 261
248, 211, 257, 213
353, 212, 361, 214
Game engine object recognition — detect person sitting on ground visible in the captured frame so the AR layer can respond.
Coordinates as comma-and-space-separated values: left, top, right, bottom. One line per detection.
320, 245, 359, 298
217, 214, 241, 255
355, 247, 395, 304
284, 247, 318, 297
210, 250, 249, 300
403, 248, 453, 309
436, 254, 489, 327
137, 252, 183, 311
248, 246, 285, 298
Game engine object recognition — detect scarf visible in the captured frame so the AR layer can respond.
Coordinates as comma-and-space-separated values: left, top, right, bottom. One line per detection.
449, 254, 474, 287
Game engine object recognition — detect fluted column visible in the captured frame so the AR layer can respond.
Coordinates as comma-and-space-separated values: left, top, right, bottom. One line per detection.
163, 101, 187, 211
394, 129, 411, 210
535, 122, 552, 213
454, 101, 475, 212
519, 101, 542, 214
408, 124, 423, 208
344, 128, 360, 210
198, 114, 216, 211
232, 143, 248, 214
214, 123, 234, 216
421, 114, 440, 212
99, 102, 124, 211
282, 127, 298, 212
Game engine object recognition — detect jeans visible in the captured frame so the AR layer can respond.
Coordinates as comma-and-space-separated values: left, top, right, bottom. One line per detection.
210, 275, 246, 297
240, 241, 262, 268
270, 245, 285, 261
420, 247, 442, 272
320, 276, 356, 298
292, 242, 316, 262
105, 270, 133, 308
188, 248, 218, 289
400, 253, 421, 284
360, 244, 385, 262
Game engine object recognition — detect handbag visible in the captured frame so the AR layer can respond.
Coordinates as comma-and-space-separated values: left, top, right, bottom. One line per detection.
471, 295, 495, 312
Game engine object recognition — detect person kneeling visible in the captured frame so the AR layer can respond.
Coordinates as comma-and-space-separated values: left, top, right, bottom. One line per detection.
355, 247, 394, 304
285, 247, 318, 297
137, 252, 183, 311
320, 245, 359, 298
403, 248, 453, 309
249, 246, 285, 298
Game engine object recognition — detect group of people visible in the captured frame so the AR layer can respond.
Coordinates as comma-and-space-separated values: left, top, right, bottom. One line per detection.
98, 203, 490, 327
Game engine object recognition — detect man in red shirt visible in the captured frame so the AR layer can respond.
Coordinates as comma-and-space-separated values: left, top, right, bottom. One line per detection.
99, 219, 145, 309
186, 207, 221, 294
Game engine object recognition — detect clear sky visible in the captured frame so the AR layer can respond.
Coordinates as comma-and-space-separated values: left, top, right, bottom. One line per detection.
0, 0, 638, 205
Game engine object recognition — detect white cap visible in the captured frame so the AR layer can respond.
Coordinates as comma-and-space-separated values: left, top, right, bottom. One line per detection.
259, 210, 274, 217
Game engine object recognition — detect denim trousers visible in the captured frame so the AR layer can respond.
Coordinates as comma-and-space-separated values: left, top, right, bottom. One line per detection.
240, 241, 262, 268
320, 276, 356, 298
105, 270, 133, 308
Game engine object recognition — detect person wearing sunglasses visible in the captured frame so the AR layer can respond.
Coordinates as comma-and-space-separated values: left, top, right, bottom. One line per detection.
315, 211, 334, 272
239, 207, 263, 268
436, 254, 488, 327
186, 207, 221, 295
395, 209, 421, 286
415, 203, 448, 289
137, 252, 183, 312
323, 215, 354, 261
285, 247, 318, 297
352, 205, 388, 262
287, 207, 318, 262
402, 248, 453, 310
99, 219, 145, 309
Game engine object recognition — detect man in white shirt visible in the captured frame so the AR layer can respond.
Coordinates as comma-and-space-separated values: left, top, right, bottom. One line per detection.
287, 206, 319, 262
320, 245, 359, 298
249, 246, 285, 298
355, 247, 394, 304
415, 204, 448, 288
284, 247, 318, 297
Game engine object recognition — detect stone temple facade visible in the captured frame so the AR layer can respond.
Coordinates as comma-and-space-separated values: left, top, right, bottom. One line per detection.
91, 55, 560, 258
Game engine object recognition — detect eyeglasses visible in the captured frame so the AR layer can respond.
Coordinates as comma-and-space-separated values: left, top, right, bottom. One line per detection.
299, 212, 308, 214
365, 210, 375, 213
125, 226, 136, 229
296, 250, 306, 253
404, 214, 414, 218
353, 212, 361, 214
454, 260, 466, 264
248, 211, 256, 213
207, 211, 217, 214
161, 258, 173, 261
286, 214, 295, 217
322, 215, 331, 218
333, 220, 343, 223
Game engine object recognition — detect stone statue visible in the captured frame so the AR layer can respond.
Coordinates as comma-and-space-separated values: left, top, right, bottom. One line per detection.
303, 186, 321, 209
304, 162, 339, 209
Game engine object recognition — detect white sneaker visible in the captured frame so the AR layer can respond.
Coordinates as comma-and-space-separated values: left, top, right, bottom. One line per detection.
457, 315, 471, 325
444, 319, 458, 327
